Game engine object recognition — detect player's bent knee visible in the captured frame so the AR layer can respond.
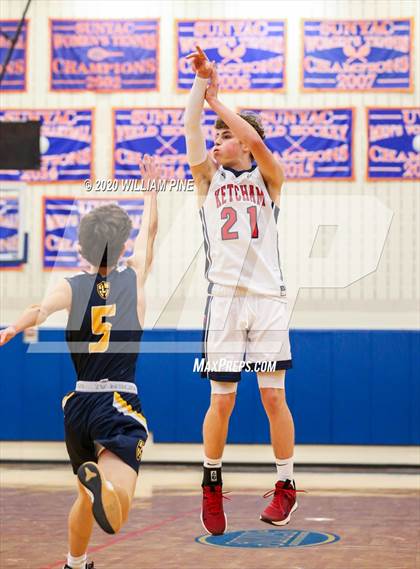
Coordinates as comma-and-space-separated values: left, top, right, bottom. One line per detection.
259, 386, 286, 414
98, 449, 139, 503
210, 386, 237, 416
210, 395, 236, 416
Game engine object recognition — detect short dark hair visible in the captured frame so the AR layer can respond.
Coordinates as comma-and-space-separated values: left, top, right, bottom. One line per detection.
214, 112, 265, 140
78, 204, 132, 267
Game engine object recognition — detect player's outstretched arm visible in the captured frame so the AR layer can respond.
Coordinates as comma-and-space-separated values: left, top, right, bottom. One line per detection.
0, 279, 71, 347
126, 154, 159, 286
184, 46, 217, 201
205, 64, 284, 203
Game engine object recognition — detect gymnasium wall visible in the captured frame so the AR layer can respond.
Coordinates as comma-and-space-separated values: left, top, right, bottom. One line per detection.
0, 0, 419, 330
1, 328, 419, 444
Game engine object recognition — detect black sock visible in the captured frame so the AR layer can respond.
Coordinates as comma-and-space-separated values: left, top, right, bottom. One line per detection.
202, 465, 222, 486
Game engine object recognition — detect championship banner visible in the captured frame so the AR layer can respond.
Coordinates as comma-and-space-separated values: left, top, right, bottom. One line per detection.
50, 19, 159, 91
0, 197, 20, 259
302, 19, 413, 91
43, 198, 144, 269
367, 108, 420, 181
0, 109, 93, 183
0, 20, 28, 91
113, 107, 217, 179
241, 108, 353, 180
177, 20, 285, 91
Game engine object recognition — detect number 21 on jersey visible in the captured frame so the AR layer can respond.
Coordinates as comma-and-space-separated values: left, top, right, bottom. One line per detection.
221, 205, 259, 241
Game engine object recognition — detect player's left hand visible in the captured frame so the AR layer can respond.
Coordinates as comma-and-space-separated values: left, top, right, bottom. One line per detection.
205, 62, 219, 103
139, 154, 163, 188
0, 326, 17, 347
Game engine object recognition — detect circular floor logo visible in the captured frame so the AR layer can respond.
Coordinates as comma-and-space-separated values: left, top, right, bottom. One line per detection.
196, 529, 340, 549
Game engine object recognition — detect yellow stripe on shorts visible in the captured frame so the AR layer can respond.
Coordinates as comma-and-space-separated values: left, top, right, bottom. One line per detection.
61, 391, 75, 410
113, 392, 148, 433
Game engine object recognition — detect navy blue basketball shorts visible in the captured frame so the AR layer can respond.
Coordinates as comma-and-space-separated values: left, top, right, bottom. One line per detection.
62, 390, 148, 474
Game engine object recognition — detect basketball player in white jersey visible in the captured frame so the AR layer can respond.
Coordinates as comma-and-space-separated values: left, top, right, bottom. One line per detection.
185, 47, 298, 535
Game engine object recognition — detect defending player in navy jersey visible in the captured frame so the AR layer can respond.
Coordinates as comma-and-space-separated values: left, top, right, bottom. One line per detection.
184, 47, 298, 535
0, 156, 159, 569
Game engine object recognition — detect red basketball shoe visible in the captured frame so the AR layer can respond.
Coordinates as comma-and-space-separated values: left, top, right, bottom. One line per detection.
260, 479, 298, 526
201, 484, 227, 535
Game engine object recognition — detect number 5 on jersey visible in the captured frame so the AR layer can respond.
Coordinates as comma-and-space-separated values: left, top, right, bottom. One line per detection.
89, 304, 116, 353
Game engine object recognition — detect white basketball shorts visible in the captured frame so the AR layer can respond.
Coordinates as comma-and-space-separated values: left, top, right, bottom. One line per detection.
201, 290, 292, 382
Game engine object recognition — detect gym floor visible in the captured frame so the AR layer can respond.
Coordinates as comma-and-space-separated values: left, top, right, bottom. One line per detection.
1, 461, 418, 569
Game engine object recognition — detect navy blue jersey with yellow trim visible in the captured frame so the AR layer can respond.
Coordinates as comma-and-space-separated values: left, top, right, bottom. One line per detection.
65, 266, 142, 383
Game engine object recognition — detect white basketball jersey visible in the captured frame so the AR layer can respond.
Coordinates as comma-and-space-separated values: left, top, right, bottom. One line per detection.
200, 165, 285, 297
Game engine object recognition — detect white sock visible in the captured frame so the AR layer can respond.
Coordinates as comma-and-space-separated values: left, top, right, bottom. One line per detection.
67, 552, 87, 569
203, 455, 223, 469
275, 456, 294, 481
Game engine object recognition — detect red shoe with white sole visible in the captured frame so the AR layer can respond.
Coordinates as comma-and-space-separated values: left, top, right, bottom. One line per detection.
260, 479, 299, 526
201, 484, 227, 535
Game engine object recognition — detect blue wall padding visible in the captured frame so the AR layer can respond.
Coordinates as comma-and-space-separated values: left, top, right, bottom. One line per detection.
0, 329, 418, 445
